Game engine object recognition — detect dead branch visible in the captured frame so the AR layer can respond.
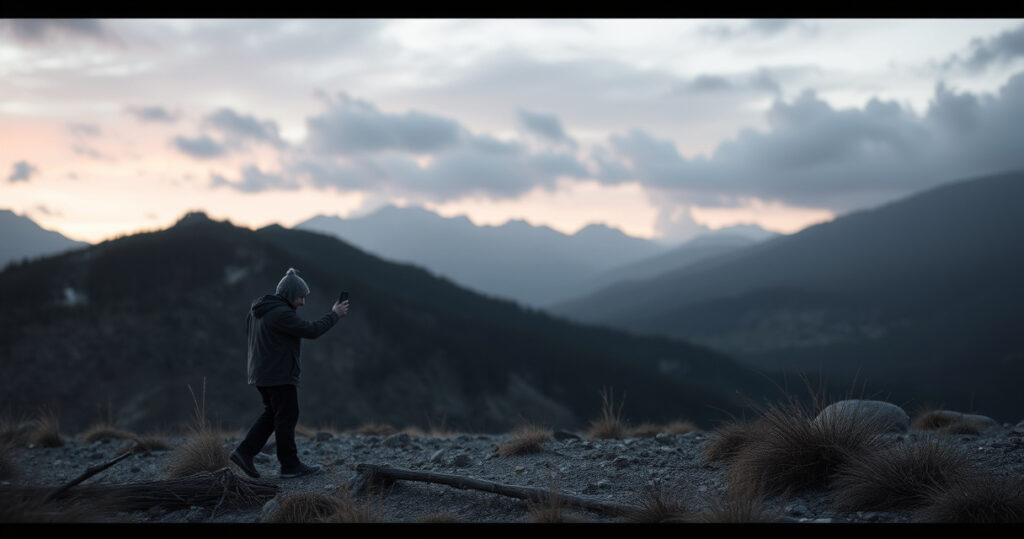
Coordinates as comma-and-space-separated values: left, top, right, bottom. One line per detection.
351, 463, 640, 517
46, 447, 135, 501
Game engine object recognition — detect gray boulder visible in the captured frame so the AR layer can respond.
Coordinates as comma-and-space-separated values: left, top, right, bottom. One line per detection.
814, 399, 910, 433
917, 410, 999, 431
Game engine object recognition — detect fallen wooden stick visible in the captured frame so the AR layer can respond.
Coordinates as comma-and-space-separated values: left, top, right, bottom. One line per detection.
46, 446, 136, 501
352, 463, 640, 517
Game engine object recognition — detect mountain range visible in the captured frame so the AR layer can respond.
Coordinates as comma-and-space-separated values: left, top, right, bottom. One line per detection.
0, 209, 89, 269
0, 211, 776, 435
296, 205, 774, 307
552, 170, 1024, 422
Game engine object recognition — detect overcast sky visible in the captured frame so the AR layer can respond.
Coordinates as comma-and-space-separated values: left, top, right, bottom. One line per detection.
2, 18, 1023, 243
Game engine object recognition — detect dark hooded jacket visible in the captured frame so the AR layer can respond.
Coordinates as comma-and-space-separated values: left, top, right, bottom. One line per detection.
246, 294, 339, 387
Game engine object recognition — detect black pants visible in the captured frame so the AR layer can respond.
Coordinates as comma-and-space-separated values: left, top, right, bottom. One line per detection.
237, 385, 300, 469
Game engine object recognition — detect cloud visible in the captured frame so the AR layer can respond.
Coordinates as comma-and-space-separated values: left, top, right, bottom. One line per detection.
701, 19, 807, 40
72, 145, 108, 160
173, 135, 226, 159
204, 108, 286, 148
518, 109, 577, 147
595, 71, 1024, 212
946, 23, 1024, 73
8, 161, 38, 183
127, 106, 178, 123
675, 70, 781, 96
306, 93, 462, 155
0, 19, 120, 46
210, 164, 301, 193
67, 123, 101, 137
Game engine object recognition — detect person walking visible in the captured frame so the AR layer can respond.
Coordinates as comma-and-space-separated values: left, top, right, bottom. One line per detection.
230, 267, 349, 479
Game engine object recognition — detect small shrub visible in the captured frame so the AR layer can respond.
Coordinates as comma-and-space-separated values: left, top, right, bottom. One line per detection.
832, 438, 979, 511
497, 424, 551, 457
81, 424, 138, 443
915, 475, 1024, 523
624, 483, 689, 523
585, 388, 629, 440
28, 410, 64, 448
724, 400, 888, 496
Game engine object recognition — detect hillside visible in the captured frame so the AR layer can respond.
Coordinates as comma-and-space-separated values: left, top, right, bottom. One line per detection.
0, 212, 774, 435
551, 170, 1024, 421
0, 210, 89, 269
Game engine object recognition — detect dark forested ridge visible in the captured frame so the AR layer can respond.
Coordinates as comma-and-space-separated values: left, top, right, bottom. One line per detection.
552, 170, 1024, 422
0, 212, 776, 434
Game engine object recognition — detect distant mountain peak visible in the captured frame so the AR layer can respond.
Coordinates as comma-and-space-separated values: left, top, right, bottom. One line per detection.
173, 211, 215, 227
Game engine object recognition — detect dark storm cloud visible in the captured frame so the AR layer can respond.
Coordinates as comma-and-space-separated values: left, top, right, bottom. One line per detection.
518, 109, 577, 147
0, 19, 119, 46
306, 93, 461, 155
209, 165, 300, 193
173, 135, 226, 159
127, 106, 178, 123
947, 23, 1024, 72
204, 108, 286, 148
596, 72, 1024, 212
8, 161, 38, 183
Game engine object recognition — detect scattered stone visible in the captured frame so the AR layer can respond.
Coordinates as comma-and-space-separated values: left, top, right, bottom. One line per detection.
612, 456, 630, 469
815, 399, 910, 433
260, 498, 279, 523
430, 449, 446, 463
654, 433, 674, 445
383, 433, 411, 448
553, 430, 580, 442
315, 432, 334, 442
452, 453, 472, 467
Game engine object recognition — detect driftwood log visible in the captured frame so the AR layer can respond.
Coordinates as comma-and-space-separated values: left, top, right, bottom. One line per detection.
46, 447, 135, 501
350, 463, 641, 517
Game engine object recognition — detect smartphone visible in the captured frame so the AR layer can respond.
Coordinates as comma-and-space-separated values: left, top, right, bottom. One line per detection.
338, 291, 349, 303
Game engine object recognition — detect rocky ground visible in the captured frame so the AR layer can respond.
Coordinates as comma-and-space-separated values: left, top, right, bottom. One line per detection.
4, 411, 1024, 524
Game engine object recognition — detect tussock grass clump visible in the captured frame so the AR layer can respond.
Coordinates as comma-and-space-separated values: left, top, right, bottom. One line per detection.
915, 475, 1024, 523
497, 424, 552, 457
0, 413, 33, 447
624, 483, 689, 523
265, 492, 340, 523
627, 421, 697, 438
912, 410, 985, 435
689, 490, 779, 523
81, 424, 138, 443
28, 410, 64, 448
165, 380, 229, 478
525, 490, 592, 523
348, 423, 398, 436
165, 429, 229, 478
114, 435, 173, 457
724, 400, 888, 496
703, 420, 762, 463
831, 438, 978, 511
586, 388, 629, 440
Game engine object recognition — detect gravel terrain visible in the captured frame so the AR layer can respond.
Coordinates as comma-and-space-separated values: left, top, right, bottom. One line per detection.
4, 418, 1024, 524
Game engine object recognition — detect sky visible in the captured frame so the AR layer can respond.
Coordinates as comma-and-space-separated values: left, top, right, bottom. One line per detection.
2, 18, 1024, 244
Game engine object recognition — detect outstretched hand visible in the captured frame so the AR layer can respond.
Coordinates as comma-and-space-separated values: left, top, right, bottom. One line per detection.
332, 299, 350, 318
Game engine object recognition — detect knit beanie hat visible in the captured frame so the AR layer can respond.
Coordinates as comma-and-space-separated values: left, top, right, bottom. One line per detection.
276, 267, 310, 304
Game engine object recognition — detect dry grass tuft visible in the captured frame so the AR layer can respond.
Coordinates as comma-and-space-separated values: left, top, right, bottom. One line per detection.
688, 490, 779, 523
497, 424, 551, 457
912, 410, 985, 435
81, 424, 138, 443
624, 483, 689, 523
0, 413, 34, 447
585, 387, 629, 440
294, 424, 318, 439
28, 410, 64, 448
114, 435, 173, 457
703, 420, 762, 463
333, 488, 382, 523
348, 423, 399, 436
628, 420, 697, 438
165, 380, 229, 478
915, 475, 1024, 523
831, 438, 978, 511
265, 492, 340, 523
723, 400, 888, 496
415, 511, 463, 523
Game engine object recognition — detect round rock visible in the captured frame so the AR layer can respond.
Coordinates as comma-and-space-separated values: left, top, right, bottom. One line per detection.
814, 399, 909, 433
